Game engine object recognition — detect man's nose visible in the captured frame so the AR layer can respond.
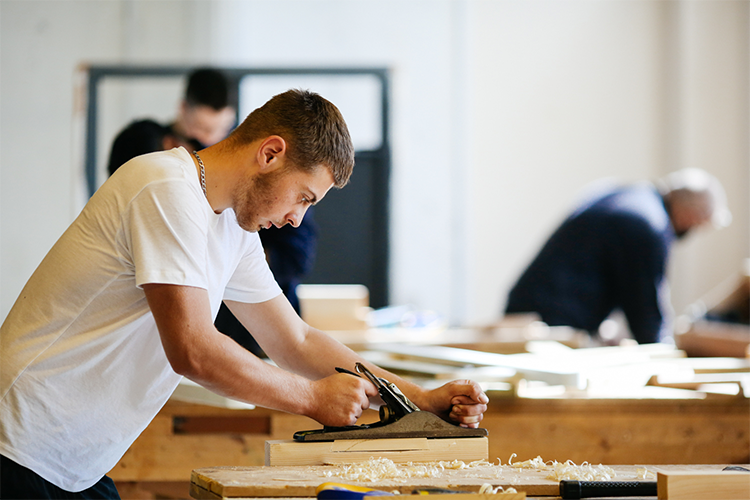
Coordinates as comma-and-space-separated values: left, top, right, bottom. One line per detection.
286, 206, 308, 228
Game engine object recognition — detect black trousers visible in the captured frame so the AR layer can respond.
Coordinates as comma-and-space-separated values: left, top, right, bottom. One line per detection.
0, 455, 120, 500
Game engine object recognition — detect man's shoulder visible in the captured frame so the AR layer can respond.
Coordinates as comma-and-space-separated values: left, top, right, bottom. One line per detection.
127, 147, 192, 177
566, 184, 669, 243
108, 148, 196, 193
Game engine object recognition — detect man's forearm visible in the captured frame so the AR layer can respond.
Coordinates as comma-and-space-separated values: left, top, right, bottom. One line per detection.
274, 325, 431, 409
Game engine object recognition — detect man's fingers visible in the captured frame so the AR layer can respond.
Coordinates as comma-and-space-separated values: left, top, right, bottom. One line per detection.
450, 393, 489, 407
450, 402, 487, 422
450, 408, 484, 427
363, 380, 380, 398
452, 380, 489, 404
443, 380, 489, 407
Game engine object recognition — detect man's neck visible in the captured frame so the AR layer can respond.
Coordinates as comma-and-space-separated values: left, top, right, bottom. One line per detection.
192, 143, 258, 214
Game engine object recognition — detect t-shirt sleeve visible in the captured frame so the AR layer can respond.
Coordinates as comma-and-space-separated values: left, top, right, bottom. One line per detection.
223, 233, 282, 304
126, 178, 210, 289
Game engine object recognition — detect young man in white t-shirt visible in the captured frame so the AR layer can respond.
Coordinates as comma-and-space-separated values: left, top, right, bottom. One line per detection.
0, 89, 488, 499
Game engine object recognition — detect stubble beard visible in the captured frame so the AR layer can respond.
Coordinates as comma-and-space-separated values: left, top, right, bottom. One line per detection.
233, 170, 281, 232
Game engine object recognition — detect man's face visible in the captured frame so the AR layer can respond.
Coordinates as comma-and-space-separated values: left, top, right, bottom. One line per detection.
672, 202, 713, 240
232, 164, 334, 233
180, 103, 236, 146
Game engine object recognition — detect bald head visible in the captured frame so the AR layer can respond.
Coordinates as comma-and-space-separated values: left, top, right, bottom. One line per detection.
659, 168, 731, 238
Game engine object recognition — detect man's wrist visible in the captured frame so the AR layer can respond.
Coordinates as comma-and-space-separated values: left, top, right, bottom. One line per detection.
403, 384, 432, 413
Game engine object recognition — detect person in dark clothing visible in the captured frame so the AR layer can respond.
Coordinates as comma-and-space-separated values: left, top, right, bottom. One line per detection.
505, 169, 731, 344
108, 68, 236, 175
216, 212, 319, 356
167, 68, 236, 150
107, 119, 179, 176
259, 211, 319, 313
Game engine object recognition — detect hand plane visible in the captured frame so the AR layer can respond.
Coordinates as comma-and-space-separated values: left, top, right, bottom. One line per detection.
293, 363, 488, 442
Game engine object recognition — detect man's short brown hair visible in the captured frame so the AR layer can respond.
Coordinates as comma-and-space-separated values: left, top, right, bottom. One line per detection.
228, 89, 354, 187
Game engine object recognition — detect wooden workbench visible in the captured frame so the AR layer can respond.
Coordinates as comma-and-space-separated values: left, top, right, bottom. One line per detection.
109, 393, 749, 499
109, 337, 750, 499
188, 463, 749, 499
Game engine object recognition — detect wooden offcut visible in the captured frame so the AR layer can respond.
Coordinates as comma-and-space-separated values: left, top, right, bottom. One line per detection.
657, 470, 750, 499
265, 436, 488, 466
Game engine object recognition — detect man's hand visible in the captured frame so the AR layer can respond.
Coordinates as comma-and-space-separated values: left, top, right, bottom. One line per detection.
303, 373, 379, 427
419, 380, 489, 428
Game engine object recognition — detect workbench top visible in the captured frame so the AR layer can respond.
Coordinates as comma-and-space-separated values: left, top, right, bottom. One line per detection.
189, 463, 740, 499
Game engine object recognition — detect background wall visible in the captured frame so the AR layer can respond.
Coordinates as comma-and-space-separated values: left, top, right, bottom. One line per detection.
1, 0, 748, 333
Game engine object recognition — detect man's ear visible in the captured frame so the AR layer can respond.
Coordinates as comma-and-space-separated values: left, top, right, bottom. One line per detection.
177, 100, 189, 120
256, 135, 287, 173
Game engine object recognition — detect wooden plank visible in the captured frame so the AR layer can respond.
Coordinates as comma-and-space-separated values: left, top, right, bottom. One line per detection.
676, 324, 750, 358
190, 482, 222, 500
265, 437, 489, 466
110, 395, 750, 485
385, 494, 525, 500
677, 357, 750, 374
190, 464, 729, 498
657, 470, 750, 499
484, 399, 750, 466
371, 343, 587, 388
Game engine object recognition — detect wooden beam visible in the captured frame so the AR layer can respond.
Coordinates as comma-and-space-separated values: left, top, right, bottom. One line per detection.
371, 343, 586, 388
265, 437, 488, 466
657, 470, 750, 499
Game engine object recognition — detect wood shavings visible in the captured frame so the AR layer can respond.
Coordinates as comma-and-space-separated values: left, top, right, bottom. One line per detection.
479, 483, 518, 494
508, 453, 546, 469
507, 453, 617, 482
322, 453, 618, 485
439, 459, 496, 469
323, 457, 503, 483
439, 459, 469, 469
323, 457, 443, 482
545, 460, 617, 481
636, 467, 656, 479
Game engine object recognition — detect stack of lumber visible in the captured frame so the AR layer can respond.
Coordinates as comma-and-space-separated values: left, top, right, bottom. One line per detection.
359, 341, 750, 400
676, 263, 750, 357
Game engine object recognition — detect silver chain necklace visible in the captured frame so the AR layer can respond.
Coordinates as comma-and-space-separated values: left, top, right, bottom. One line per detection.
192, 151, 207, 198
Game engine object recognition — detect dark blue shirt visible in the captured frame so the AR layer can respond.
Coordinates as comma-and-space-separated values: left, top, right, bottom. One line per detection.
259, 208, 318, 313
505, 183, 675, 343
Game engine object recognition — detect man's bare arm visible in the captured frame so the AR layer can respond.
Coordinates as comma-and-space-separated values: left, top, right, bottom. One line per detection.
143, 283, 377, 427
227, 295, 488, 428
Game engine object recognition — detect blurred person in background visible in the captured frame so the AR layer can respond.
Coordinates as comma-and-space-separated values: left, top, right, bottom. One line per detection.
504, 168, 731, 344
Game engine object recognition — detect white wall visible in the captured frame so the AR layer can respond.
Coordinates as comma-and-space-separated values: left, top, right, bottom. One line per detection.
1, 0, 748, 332
0, 0, 214, 318
466, 1, 668, 323
465, 0, 749, 325
208, 0, 464, 321
667, 0, 750, 314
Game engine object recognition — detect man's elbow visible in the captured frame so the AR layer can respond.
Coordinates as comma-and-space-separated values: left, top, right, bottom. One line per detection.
163, 344, 208, 379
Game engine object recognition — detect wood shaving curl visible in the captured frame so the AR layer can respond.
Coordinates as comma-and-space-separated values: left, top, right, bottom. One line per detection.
545, 460, 617, 481
479, 483, 518, 494
506, 453, 617, 481
507, 453, 546, 468
323, 457, 443, 482
440, 459, 496, 469
323, 457, 502, 483
636, 467, 656, 479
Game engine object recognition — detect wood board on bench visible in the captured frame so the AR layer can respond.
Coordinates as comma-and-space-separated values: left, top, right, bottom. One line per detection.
265, 436, 488, 466
189, 464, 742, 499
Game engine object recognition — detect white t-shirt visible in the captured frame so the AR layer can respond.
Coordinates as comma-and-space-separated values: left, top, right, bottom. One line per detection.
0, 147, 281, 492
